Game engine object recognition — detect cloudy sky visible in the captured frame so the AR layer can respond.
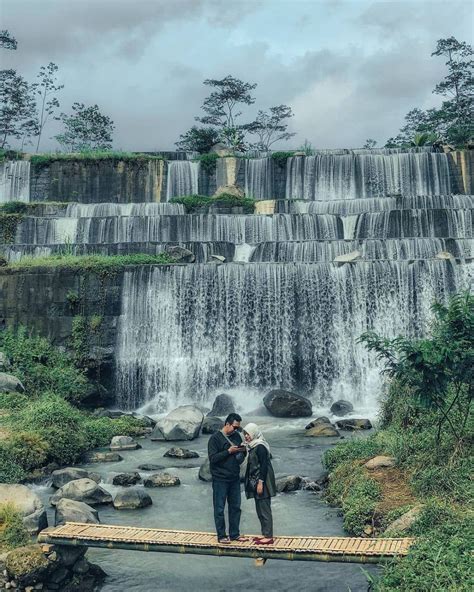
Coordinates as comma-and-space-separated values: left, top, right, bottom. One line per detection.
1, 0, 472, 151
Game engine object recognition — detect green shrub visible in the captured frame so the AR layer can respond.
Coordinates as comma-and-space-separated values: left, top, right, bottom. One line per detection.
83, 415, 145, 448
342, 476, 381, 535
323, 437, 383, 471
0, 201, 28, 215
213, 193, 255, 213
271, 151, 295, 167
0, 445, 26, 483
195, 152, 219, 174
0, 391, 28, 411
8, 432, 49, 471
0, 327, 89, 403
170, 195, 212, 212
30, 151, 163, 167
0, 503, 30, 550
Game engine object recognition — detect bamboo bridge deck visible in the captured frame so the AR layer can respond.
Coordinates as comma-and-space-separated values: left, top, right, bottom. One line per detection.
38, 522, 415, 564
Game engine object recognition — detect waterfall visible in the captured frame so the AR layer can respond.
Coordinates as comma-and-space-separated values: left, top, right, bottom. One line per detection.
0, 161, 30, 203
115, 261, 472, 410
166, 161, 200, 200
65, 202, 185, 217
244, 158, 273, 199
285, 152, 452, 200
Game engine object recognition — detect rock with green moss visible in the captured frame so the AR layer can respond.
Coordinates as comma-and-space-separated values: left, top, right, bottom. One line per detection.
5, 544, 52, 586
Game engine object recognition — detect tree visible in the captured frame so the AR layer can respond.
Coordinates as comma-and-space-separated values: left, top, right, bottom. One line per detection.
359, 292, 473, 446
32, 62, 63, 153
54, 103, 114, 151
247, 105, 295, 151
0, 70, 38, 149
196, 75, 257, 151
363, 139, 377, 149
175, 126, 220, 153
0, 30, 17, 50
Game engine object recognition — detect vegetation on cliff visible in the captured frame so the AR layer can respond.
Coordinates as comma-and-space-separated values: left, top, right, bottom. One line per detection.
323, 292, 473, 591
0, 327, 147, 483
170, 192, 256, 213
30, 150, 164, 167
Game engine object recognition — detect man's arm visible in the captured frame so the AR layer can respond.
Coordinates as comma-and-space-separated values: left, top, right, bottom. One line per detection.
208, 434, 230, 464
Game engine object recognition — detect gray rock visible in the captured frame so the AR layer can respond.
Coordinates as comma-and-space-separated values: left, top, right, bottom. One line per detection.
110, 436, 140, 451
51, 468, 93, 489
384, 505, 424, 536
263, 390, 312, 418
365, 456, 396, 470
113, 489, 153, 510
165, 246, 196, 263
112, 472, 141, 486
335, 418, 373, 431
198, 459, 212, 482
276, 475, 303, 493
131, 413, 156, 428
50, 478, 113, 506
207, 394, 235, 417
138, 464, 166, 471
330, 400, 354, 416
151, 405, 203, 441
0, 372, 24, 393
54, 498, 99, 526
144, 473, 180, 488
305, 424, 340, 437
0, 484, 47, 534
201, 417, 224, 434
163, 447, 199, 459
334, 250, 361, 264
305, 416, 331, 429
86, 451, 123, 463
55, 545, 87, 567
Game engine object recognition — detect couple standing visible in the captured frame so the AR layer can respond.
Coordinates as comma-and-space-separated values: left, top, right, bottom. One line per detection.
207, 413, 276, 545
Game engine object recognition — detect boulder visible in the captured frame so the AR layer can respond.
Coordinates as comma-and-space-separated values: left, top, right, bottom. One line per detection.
207, 393, 235, 417
132, 413, 156, 428
113, 489, 153, 510
144, 473, 180, 488
202, 416, 224, 434
86, 451, 123, 463
365, 456, 397, 470
0, 484, 47, 534
334, 250, 361, 264
112, 472, 142, 486
301, 479, 322, 492
305, 416, 331, 429
305, 424, 340, 437
138, 463, 166, 471
210, 254, 225, 263
330, 400, 354, 416
110, 435, 141, 451
50, 478, 113, 506
5, 545, 51, 587
54, 498, 99, 526
55, 545, 87, 567
276, 475, 303, 493
0, 372, 25, 393
166, 246, 196, 263
51, 467, 100, 489
384, 505, 424, 536
336, 418, 372, 431
92, 409, 128, 419
213, 184, 244, 198
163, 447, 199, 459
435, 251, 454, 260
198, 459, 212, 482
263, 390, 312, 418
151, 405, 204, 441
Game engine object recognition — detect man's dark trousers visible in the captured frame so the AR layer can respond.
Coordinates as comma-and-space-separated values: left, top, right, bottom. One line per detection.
212, 478, 241, 539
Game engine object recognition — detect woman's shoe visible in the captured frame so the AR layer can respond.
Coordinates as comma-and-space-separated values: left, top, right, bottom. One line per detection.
254, 537, 274, 545
230, 536, 249, 542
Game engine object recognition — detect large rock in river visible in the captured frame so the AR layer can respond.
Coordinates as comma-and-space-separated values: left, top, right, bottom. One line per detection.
51, 467, 100, 488
144, 473, 180, 488
164, 447, 199, 459
110, 435, 141, 451
0, 484, 47, 534
207, 393, 235, 417
151, 405, 204, 441
202, 416, 224, 434
330, 400, 354, 416
113, 489, 152, 510
54, 498, 99, 526
276, 475, 303, 493
263, 390, 312, 417
50, 478, 113, 506
305, 424, 340, 437
0, 372, 25, 393
336, 418, 372, 431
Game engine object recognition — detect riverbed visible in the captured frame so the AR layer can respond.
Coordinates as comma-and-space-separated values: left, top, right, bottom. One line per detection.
35, 415, 378, 592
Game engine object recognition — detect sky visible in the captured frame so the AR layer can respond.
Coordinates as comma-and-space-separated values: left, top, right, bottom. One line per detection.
1, 0, 473, 151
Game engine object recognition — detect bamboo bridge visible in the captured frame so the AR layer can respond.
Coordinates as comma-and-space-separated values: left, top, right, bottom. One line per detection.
38, 522, 414, 565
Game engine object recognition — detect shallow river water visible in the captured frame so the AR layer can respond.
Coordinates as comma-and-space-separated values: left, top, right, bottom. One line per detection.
36, 415, 378, 592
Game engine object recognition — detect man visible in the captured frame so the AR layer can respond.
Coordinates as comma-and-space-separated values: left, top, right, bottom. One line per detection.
208, 412, 247, 544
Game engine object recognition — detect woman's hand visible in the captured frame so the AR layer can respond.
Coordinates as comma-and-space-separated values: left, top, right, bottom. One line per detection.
256, 480, 264, 495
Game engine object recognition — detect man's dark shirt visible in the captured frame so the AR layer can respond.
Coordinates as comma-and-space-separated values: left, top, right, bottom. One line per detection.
208, 430, 244, 481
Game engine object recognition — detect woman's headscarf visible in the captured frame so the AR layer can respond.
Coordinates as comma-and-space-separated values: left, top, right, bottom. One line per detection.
243, 423, 270, 453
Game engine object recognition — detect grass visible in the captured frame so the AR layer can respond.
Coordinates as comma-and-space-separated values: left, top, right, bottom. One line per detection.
0, 503, 30, 551
170, 193, 255, 213
0, 201, 69, 214
5, 252, 174, 271
30, 150, 164, 166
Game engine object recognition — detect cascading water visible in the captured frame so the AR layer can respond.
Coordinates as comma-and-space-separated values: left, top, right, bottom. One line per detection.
244, 157, 273, 199
0, 160, 30, 203
285, 152, 452, 200
115, 261, 472, 410
165, 161, 200, 200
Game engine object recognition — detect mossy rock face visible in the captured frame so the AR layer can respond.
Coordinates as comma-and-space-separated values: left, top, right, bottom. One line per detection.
5, 544, 51, 585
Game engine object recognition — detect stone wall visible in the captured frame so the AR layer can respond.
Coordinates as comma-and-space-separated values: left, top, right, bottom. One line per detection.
449, 150, 474, 194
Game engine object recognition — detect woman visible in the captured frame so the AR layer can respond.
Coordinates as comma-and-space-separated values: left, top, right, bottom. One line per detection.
243, 423, 277, 545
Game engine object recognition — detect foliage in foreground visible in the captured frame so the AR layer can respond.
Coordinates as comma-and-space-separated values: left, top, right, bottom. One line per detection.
0, 503, 30, 551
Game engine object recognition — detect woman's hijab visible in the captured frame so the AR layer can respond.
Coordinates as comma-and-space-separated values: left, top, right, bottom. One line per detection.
243, 423, 270, 453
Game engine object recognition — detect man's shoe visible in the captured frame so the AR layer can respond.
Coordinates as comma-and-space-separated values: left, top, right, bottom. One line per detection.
218, 537, 231, 544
